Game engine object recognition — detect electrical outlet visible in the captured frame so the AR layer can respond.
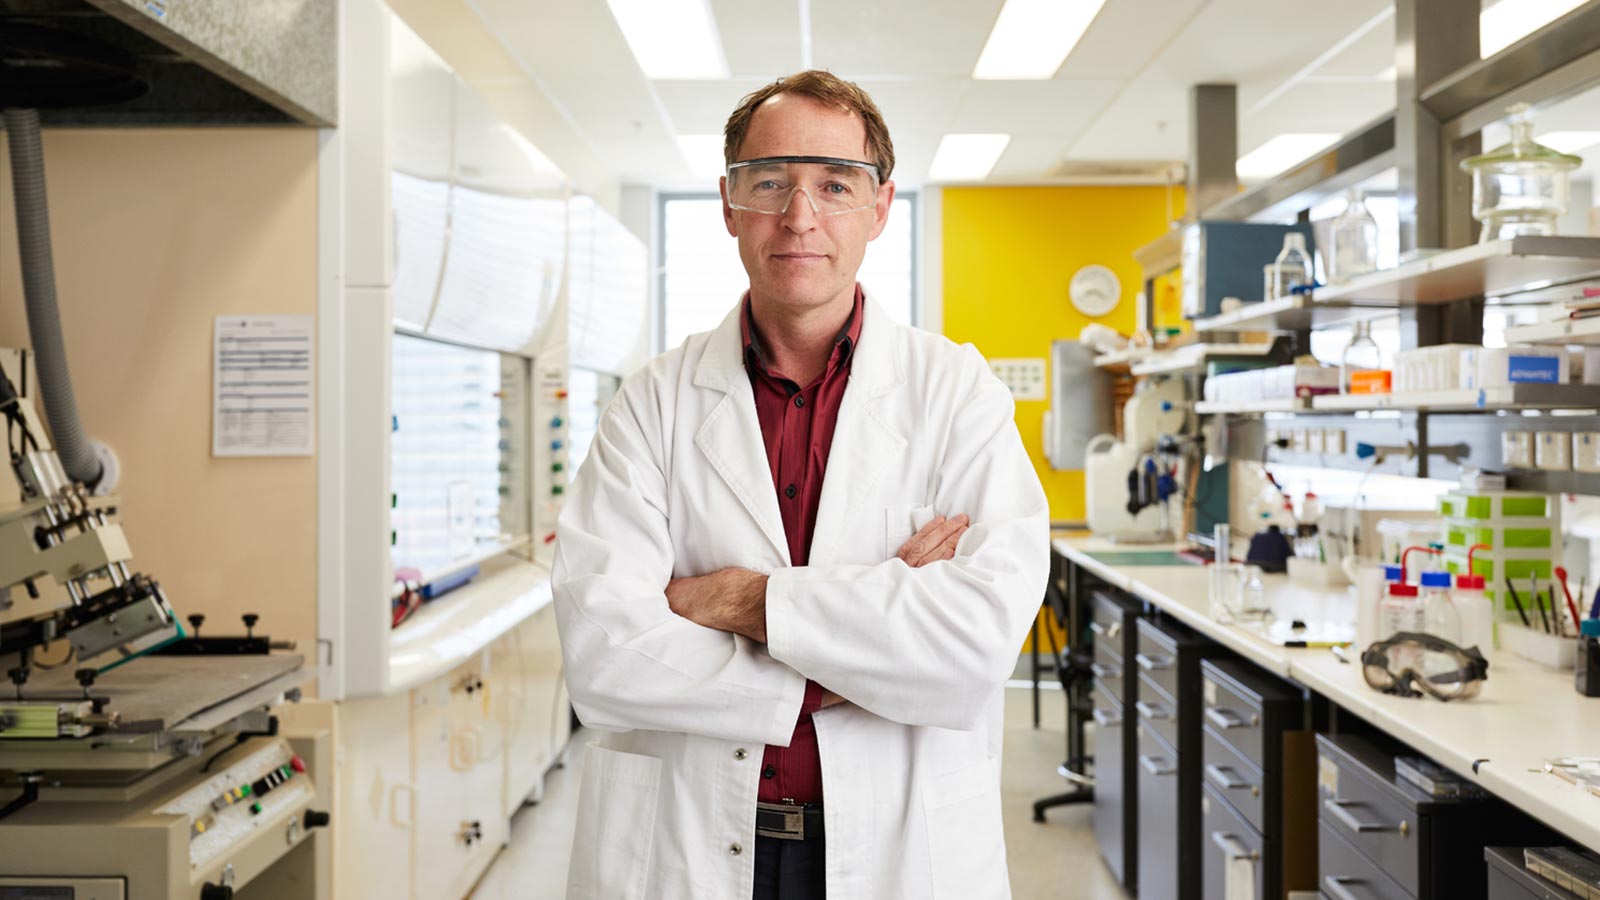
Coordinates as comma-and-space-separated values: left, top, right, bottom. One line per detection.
1324, 429, 1345, 455
1577, 433, 1600, 473
988, 358, 1047, 401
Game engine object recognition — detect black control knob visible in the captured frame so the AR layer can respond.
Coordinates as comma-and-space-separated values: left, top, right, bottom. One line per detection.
303, 809, 331, 829
187, 614, 205, 636
242, 613, 259, 637
9, 667, 27, 689
200, 884, 233, 900
74, 668, 96, 697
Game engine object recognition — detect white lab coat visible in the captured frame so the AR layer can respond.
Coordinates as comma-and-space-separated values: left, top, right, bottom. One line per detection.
553, 292, 1049, 900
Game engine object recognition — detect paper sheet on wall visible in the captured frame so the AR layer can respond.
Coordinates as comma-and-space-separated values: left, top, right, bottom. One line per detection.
213, 315, 314, 457
1226, 854, 1256, 900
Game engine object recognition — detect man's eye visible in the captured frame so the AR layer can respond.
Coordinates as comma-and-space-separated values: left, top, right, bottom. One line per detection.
825, 183, 849, 195
755, 180, 784, 191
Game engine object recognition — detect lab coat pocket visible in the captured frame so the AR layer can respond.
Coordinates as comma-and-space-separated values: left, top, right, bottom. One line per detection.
566, 742, 663, 900
885, 505, 937, 560
923, 756, 1008, 900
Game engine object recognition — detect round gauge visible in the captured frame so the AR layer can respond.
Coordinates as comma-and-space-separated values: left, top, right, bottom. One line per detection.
1069, 264, 1121, 317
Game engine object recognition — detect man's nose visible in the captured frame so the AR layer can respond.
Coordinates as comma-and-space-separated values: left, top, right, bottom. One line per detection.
781, 187, 820, 232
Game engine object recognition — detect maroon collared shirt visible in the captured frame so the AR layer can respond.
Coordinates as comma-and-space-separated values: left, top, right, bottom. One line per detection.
742, 286, 864, 805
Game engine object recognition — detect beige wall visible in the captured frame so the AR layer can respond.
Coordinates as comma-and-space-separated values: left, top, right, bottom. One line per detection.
0, 128, 320, 651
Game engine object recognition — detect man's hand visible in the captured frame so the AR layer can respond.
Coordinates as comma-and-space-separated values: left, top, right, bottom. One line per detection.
896, 514, 970, 567
665, 567, 769, 643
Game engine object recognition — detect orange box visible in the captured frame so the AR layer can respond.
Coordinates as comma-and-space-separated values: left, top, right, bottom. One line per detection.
1348, 370, 1393, 394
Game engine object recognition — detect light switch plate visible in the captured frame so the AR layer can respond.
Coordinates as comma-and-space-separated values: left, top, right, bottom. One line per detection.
1502, 431, 1534, 469
1577, 433, 1600, 473
989, 358, 1047, 401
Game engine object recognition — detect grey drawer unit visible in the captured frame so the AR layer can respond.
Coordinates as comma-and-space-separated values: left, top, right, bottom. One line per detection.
1089, 589, 1142, 889
1200, 658, 1319, 899
1135, 682, 1180, 750
1320, 818, 1414, 900
1485, 848, 1585, 900
1316, 733, 1561, 899
1134, 615, 1225, 900
1137, 721, 1184, 900
1202, 781, 1267, 900
1091, 680, 1132, 887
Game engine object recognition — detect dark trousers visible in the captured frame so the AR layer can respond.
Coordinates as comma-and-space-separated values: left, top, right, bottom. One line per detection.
751, 833, 826, 900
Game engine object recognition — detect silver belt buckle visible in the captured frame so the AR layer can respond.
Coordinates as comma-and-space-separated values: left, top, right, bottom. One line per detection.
755, 801, 806, 841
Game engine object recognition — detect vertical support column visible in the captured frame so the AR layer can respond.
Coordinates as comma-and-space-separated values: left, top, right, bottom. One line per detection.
1395, 0, 1481, 347
1188, 84, 1238, 218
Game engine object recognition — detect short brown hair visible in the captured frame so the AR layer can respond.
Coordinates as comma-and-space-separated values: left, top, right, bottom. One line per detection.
723, 70, 895, 180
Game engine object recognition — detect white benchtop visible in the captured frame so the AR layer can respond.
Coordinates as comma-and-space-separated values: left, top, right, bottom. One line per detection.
388, 555, 555, 693
1054, 533, 1600, 853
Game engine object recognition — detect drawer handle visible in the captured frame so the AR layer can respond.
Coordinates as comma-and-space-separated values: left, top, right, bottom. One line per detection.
1089, 621, 1107, 636
1090, 663, 1119, 680
1205, 764, 1256, 794
1134, 700, 1172, 721
1210, 831, 1259, 862
1092, 707, 1122, 728
1324, 876, 1369, 900
1323, 798, 1397, 834
1138, 754, 1177, 777
1204, 707, 1255, 730
1134, 652, 1173, 672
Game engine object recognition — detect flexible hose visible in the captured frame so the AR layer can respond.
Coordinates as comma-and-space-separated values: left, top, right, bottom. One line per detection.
4, 108, 102, 488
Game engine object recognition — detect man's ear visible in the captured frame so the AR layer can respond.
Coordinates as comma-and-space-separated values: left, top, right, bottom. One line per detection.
868, 180, 896, 241
721, 176, 738, 237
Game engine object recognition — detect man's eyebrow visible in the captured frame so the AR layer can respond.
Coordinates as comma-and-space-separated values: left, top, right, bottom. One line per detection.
824, 164, 866, 176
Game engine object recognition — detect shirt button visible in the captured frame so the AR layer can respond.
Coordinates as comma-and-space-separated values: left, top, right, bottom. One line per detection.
763, 765, 776, 779
734, 748, 748, 760
784, 484, 797, 499
794, 395, 805, 408
730, 842, 743, 855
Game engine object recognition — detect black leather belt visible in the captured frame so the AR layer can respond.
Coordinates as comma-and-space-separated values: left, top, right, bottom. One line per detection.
755, 801, 824, 841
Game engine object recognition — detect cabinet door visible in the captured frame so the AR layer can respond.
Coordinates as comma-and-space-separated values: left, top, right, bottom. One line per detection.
1136, 724, 1181, 900
502, 608, 560, 808
336, 693, 413, 900
413, 651, 505, 900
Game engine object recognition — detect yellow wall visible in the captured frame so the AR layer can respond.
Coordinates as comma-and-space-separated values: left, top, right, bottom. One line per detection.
0, 129, 320, 652
942, 185, 1180, 522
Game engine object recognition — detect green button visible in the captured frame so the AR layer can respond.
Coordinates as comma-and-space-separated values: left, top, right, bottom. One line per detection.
250, 802, 262, 815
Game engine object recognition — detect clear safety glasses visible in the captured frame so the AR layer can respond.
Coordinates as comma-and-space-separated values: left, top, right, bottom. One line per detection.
1360, 631, 1489, 701
726, 156, 882, 217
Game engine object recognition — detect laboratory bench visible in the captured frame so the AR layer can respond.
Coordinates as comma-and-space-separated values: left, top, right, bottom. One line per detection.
1051, 532, 1600, 896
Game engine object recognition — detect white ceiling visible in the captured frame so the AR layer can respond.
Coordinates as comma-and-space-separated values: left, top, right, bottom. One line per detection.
457, 0, 1408, 191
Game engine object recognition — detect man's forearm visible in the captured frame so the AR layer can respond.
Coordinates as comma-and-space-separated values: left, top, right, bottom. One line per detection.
665, 567, 769, 642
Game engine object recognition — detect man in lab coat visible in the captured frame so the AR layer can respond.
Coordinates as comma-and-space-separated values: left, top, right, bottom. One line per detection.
553, 70, 1049, 899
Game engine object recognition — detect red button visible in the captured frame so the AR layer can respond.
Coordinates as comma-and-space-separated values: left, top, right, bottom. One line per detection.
290, 755, 306, 774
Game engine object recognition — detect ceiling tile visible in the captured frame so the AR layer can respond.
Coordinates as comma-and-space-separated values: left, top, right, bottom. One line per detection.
810, 0, 1003, 77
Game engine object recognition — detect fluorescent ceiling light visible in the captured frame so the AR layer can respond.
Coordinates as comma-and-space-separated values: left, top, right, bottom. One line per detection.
605, 0, 729, 79
1481, 0, 1585, 58
1536, 131, 1600, 155
928, 134, 1011, 182
676, 134, 726, 180
1236, 134, 1340, 180
973, 0, 1109, 79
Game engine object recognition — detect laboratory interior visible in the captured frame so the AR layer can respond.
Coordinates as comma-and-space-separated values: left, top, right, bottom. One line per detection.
16, 0, 1600, 898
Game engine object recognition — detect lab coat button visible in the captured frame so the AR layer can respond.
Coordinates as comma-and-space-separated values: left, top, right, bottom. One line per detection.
734, 748, 748, 760
730, 843, 743, 855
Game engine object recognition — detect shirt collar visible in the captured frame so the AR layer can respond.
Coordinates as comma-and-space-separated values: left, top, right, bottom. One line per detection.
741, 285, 864, 378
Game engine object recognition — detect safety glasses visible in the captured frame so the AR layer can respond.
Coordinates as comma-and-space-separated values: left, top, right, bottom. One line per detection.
726, 156, 882, 217
1360, 631, 1489, 701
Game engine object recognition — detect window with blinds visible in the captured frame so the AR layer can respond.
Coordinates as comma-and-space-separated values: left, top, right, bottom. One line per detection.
390, 333, 522, 574
659, 194, 917, 351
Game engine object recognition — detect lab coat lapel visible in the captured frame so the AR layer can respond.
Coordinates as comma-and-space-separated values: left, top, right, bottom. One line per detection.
692, 304, 792, 566
809, 294, 907, 568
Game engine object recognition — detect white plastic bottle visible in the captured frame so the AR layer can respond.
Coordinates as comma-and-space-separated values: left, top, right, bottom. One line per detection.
1419, 570, 1462, 644
1453, 573, 1494, 651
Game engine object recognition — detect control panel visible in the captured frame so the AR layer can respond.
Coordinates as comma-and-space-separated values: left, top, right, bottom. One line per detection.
154, 738, 315, 869
531, 351, 570, 565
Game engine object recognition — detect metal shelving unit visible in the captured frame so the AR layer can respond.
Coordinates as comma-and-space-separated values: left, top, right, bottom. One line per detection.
1192, 295, 1394, 334
1308, 384, 1600, 413
1505, 317, 1600, 346
1128, 342, 1278, 376
1193, 398, 1310, 415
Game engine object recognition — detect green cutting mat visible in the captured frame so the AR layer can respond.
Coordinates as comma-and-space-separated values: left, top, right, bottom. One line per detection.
1085, 550, 1193, 567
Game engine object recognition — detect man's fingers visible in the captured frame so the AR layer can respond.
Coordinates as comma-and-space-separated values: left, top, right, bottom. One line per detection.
897, 516, 946, 563
908, 523, 968, 568
896, 514, 971, 565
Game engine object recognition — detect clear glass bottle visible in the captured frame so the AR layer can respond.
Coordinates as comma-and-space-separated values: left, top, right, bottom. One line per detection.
1328, 190, 1380, 284
1209, 523, 1236, 624
1461, 103, 1582, 243
1270, 232, 1313, 299
1238, 565, 1269, 622
1339, 320, 1384, 395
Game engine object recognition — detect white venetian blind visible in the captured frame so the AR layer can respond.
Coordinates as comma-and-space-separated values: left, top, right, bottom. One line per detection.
660, 195, 917, 350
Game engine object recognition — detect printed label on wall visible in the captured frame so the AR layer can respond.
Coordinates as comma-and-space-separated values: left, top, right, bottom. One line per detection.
213, 315, 314, 457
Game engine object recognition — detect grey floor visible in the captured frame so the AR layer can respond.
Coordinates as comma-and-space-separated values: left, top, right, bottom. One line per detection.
471, 685, 1127, 899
